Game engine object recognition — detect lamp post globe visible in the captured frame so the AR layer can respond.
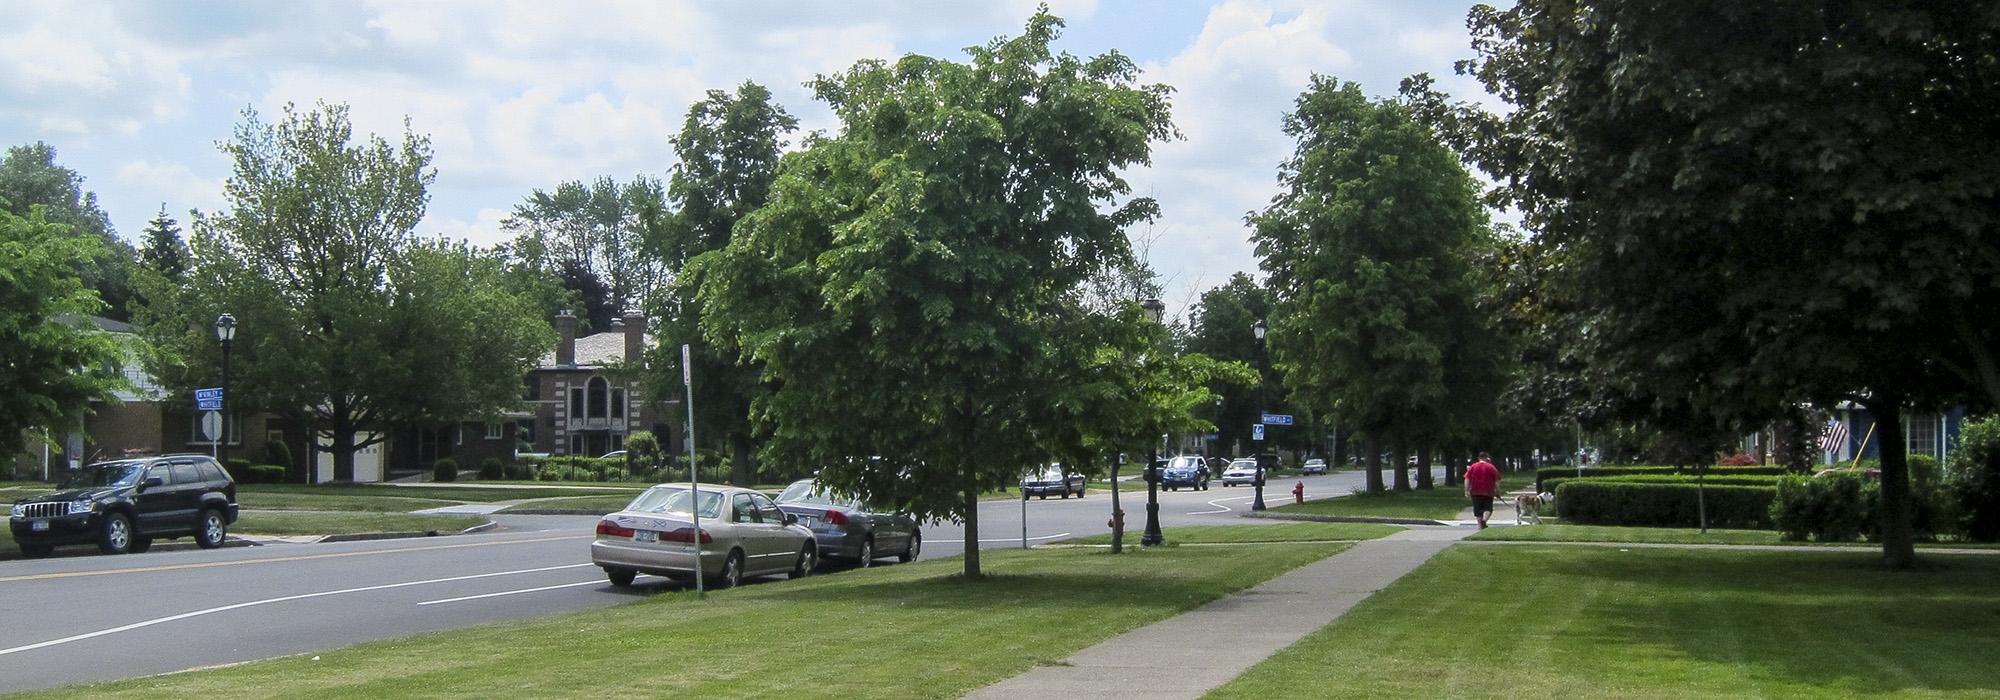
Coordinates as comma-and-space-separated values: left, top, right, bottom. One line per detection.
1250, 318, 1267, 511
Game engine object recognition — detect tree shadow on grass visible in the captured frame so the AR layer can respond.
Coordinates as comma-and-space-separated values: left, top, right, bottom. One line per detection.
1539, 549, 2000, 695
748, 569, 1227, 612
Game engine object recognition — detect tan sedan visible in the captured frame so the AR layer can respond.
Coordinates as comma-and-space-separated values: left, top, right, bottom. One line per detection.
591, 484, 817, 588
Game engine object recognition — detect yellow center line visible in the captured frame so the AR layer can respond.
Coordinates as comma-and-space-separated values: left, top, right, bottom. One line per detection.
0, 534, 590, 583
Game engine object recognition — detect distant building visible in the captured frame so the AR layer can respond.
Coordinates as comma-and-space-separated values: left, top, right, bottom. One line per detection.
522, 310, 679, 458
1823, 403, 1969, 467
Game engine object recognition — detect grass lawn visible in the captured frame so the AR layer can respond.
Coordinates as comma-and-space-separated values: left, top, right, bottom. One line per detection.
493, 494, 638, 514
240, 483, 636, 502
233, 511, 488, 536
1471, 524, 2000, 550
235, 492, 466, 513
25, 528, 1352, 698
454, 479, 651, 489
1268, 471, 1535, 520
1067, 522, 1404, 545
1210, 545, 2000, 699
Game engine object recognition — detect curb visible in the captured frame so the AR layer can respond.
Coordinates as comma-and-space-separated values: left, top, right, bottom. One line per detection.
1242, 511, 1453, 527
492, 508, 614, 516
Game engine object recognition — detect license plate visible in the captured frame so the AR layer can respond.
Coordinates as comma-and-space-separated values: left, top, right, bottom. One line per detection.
632, 530, 658, 543
30, 520, 49, 532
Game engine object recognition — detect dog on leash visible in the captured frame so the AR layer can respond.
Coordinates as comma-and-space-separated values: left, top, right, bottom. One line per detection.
1515, 491, 1554, 525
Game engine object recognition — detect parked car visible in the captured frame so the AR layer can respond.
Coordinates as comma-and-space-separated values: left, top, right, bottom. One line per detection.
774, 479, 920, 567
591, 483, 816, 588
8, 455, 239, 557
599, 450, 627, 460
1220, 459, 1263, 487
1020, 464, 1087, 499
1302, 458, 1329, 475
1159, 455, 1210, 491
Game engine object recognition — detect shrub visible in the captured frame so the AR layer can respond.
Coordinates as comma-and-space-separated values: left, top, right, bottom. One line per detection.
1718, 452, 1759, 466
225, 458, 255, 482
433, 458, 459, 483
503, 462, 535, 480
262, 440, 292, 469
602, 466, 628, 483
537, 463, 564, 481
624, 431, 664, 475
241, 464, 287, 484
1535, 465, 1785, 492
1541, 474, 1783, 494
1771, 473, 1868, 541
479, 457, 504, 480
1946, 416, 2000, 541
1555, 481, 1776, 529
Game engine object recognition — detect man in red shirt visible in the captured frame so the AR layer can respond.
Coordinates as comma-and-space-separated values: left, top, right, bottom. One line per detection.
1463, 452, 1501, 530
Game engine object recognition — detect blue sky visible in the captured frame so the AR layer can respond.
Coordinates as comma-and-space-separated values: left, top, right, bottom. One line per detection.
1, 0, 1502, 317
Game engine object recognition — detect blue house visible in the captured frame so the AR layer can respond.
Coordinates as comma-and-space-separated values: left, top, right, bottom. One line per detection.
1824, 403, 1970, 467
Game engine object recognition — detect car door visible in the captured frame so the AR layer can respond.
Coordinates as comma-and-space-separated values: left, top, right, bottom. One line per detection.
752, 493, 798, 571
168, 461, 206, 529
730, 493, 777, 573
133, 463, 178, 532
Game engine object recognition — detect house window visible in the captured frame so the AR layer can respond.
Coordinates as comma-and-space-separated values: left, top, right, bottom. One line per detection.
569, 434, 585, 455
611, 388, 626, 420
486, 422, 503, 440
1907, 415, 1938, 457
569, 387, 585, 416
611, 433, 624, 451
523, 376, 541, 401
587, 377, 609, 419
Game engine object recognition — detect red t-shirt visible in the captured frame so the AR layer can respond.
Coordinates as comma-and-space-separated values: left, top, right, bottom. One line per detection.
1465, 460, 1500, 497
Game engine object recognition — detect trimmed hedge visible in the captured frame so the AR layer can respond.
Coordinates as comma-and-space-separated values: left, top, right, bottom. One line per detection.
1541, 474, 1784, 493
1555, 481, 1777, 529
433, 458, 459, 482
479, 457, 504, 480
246, 464, 288, 484
1536, 465, 1786, 492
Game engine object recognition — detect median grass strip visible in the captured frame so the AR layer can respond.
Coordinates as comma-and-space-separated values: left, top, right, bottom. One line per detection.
1470, 524, 2000, 550
494, 494, 639, 515
1067, 522, 1404, 545
1269, 472, 1534, 521
233, 511, 488, 536
1209, 545, 2000, 699
27, 528, 1351, 698
234, 492, 467, 513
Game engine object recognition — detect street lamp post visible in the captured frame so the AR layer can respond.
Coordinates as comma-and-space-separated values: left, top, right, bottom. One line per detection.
214, 313, 236, 468
1251, 319, 1267, 511
1139, 298, 1167, 547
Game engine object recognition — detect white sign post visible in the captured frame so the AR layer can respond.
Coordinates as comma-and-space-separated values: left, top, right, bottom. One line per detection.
682, 343, 702, 598
201, 411, 223, 459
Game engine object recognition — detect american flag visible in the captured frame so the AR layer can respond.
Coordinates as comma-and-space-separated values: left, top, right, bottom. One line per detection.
1820, 419, 1849, 455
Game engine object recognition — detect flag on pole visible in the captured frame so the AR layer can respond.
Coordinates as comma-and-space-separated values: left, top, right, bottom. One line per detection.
1820, 419, 1849, 455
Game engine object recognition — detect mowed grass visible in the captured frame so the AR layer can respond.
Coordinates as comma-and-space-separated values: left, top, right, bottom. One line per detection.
26, 529, 1352, 699
1068, 522, 1404, 545
235, 491, 466, 513
1270, 471, 1534, 520
232, 511, 488, 536
494, 494, 639, 514
1210, 545, 2000, 699
1471, 524, 2000, 550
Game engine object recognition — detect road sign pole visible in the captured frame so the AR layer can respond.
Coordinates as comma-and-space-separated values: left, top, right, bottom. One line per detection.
683, 344, 702, 598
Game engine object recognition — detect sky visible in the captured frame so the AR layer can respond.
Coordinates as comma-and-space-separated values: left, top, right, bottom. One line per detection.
0, 0, 1504, 319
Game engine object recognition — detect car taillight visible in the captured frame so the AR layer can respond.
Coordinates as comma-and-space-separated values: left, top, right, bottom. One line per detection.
596, 520, 635, 538
821, 509, 848, 525
660, 527, 713, 544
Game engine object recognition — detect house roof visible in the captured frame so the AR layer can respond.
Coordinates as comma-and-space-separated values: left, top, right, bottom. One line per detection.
536, 331, 649, 370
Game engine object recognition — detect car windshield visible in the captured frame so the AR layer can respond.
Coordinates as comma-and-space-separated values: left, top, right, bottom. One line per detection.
775, 481, 849, 507
1168, 457, 1202, 470
1030, 467, 1064, 479
623, 486, 724, 518
1230, 461, 1257, 470
60, 463, 146, 488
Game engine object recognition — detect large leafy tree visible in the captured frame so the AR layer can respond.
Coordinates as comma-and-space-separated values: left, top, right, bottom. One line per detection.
696, 10, 1175, 577
138, 206, 189, 282
0, 204, 123, 461
1251, 77, 1495, 494
138, 103, 551, 482
503, 175, 670, 330
651, 82, 797, 485
1411, 1, 1999, 567
1184, 273, 1276, 456
0, 142, 140, 321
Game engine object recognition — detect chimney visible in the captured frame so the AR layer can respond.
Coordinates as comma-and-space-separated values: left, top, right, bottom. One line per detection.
622, 309, 646, 363
555, 310, 577, 366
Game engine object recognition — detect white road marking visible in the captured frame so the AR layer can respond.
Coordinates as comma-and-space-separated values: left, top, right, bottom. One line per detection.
926, 532, 1073, 546
417, 580, 604, 606
0, 563, 593, 658
1187, 496, 1258, 515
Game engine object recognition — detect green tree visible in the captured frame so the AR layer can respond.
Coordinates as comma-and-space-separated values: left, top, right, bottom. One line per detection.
138, 205, 189, 281
0, 204, 122, 460
137, 102, 551, 482
1251, 77, 1494, 494
0, 142, 140, 321
502, 176, 670, 330
1414, 1, 2000, 567
1183, 273, 1275, 457
696, 10, 1174, 577
651, 82, 797, 487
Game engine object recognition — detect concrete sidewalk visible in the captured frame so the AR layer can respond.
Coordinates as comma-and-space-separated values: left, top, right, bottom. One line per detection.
966, 526, 1473, 700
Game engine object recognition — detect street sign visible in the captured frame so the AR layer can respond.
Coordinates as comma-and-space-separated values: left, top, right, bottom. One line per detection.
195, 387, 223, 411
1252, 424, 1265, 441
200, 411, 223, 441
680, 344, 692, 386
1261, 413, 1294, 426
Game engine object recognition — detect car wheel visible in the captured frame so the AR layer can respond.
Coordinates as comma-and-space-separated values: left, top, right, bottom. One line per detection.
790, 546, 816, 579
20, 543, 53, 558
97, 512, 133, 554
194, 508, 228, 549
1038, 494, 1046, 500
858, 537, 874, 568
604, 567, 637, 587
1059, 490, 1068, 499
715, 550, 745, 589
128, 536, 153, 554
899, 530, 921, 563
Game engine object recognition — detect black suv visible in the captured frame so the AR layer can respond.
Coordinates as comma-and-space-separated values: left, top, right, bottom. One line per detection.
9, 455, 240, 557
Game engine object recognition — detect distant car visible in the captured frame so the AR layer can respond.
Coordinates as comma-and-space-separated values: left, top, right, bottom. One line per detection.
1220, 459, 1262, 487
9, 455, 239, 557
1021, 464, 1087, 499
1302, 458, 1329, 475
774, 479, 921, 567
591, 484, 816, 589
600, 450, 627, 460
1159, 455, 1210, 491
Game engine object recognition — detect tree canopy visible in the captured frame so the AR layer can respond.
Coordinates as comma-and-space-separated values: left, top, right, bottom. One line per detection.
0, 142, 139, 321
695, 10, 1176, 577
0, 204, 123, 459
502, 175, 670, 330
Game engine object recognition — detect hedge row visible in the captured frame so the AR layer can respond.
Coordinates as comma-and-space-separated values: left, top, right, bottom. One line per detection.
1540, 474, 1784, 493
1554, 481, 1777, 529
1535, 465, 1787, 492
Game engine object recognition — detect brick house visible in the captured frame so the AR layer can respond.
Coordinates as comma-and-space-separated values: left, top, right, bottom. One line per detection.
517, 310, 680, 459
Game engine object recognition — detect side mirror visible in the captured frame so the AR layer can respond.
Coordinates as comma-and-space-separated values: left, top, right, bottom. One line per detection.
783, 513, 798, 525
141, 477, 165, 491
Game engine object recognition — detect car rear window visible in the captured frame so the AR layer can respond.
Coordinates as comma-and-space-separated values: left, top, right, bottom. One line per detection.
171, 463, 202, 484
198, 460, 230, 482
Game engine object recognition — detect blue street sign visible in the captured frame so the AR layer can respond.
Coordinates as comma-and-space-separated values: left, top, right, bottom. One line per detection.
1261, 413, 1294, 426
195, 387, 223, 411
1252, 424, 1265, 441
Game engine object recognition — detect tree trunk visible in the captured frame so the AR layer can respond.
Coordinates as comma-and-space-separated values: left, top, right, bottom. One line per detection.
1415, 445, 1434, 490
1443, 451, 1461, 488
962, 456, 982, 578
1109, 452, 1124, 554
728, 432, 753, 486
1870, 398, 1918, 569
1390, 442, 1410, 491
332, 423, 356, 483
1364, 437, 1384, 493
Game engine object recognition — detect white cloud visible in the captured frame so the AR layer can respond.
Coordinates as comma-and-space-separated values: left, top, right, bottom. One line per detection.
112, 160, 226, 233
427, 207, 513, 248
0, 2, 193, 138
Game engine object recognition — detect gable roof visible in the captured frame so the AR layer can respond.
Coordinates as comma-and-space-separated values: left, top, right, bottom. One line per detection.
536, 331, 650, 370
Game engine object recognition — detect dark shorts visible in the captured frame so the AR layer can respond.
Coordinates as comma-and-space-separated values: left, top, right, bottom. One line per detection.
1471, 495, 1495, 517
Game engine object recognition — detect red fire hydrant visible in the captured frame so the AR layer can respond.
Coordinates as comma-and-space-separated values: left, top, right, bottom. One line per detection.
1293, 481, 1305, 504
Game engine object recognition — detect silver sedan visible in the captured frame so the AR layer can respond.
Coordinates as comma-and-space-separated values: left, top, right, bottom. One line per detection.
591, 484, 817, 588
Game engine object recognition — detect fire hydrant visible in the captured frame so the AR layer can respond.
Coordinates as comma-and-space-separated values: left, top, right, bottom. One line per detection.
1292, 481, 1305, 505
1108, 509, 1125, 530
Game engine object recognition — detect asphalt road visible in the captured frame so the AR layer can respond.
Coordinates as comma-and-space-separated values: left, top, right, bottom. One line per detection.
0, 469, 1397, 693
